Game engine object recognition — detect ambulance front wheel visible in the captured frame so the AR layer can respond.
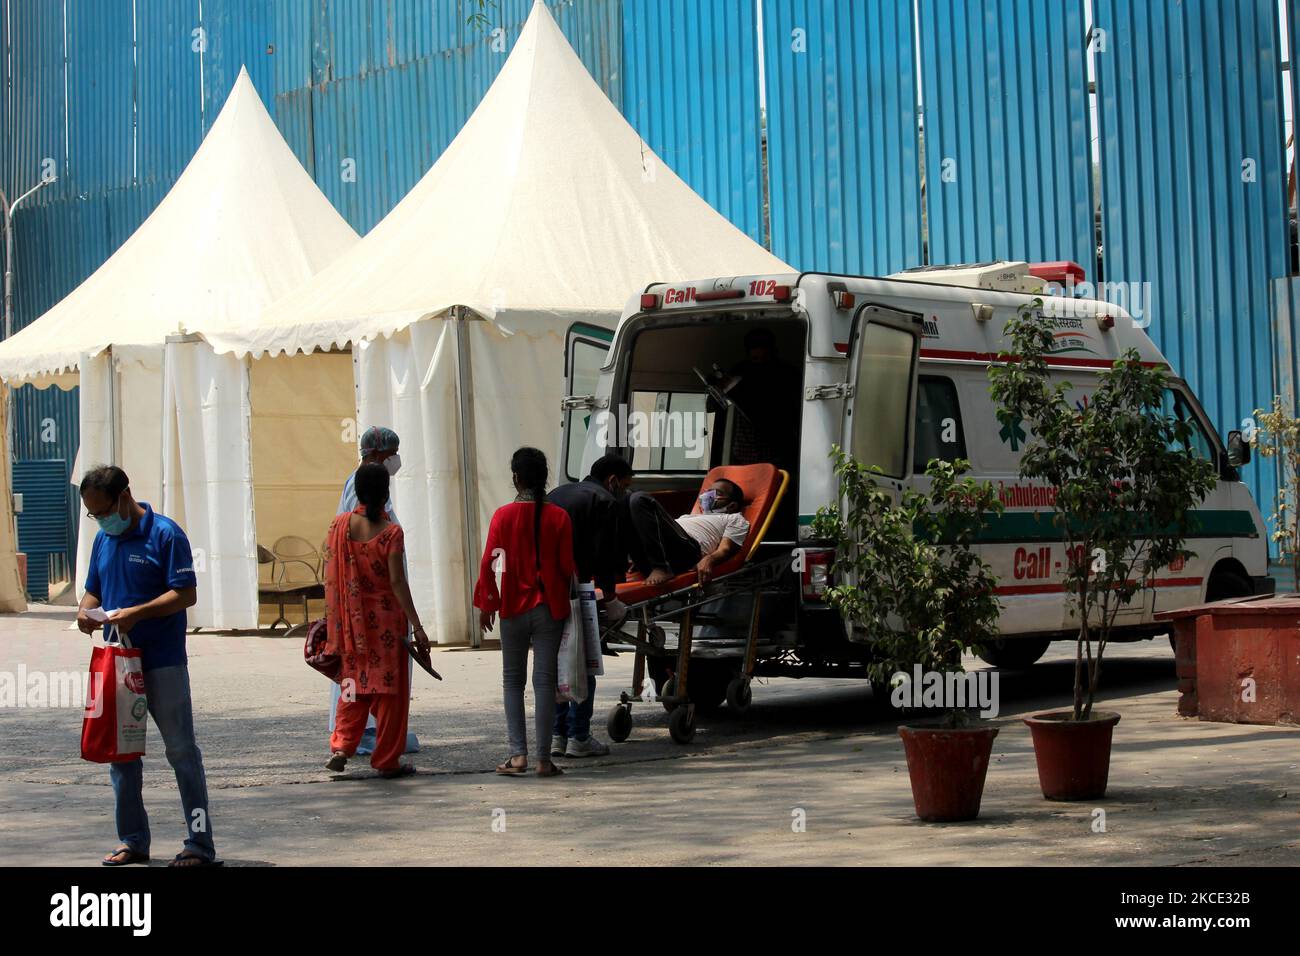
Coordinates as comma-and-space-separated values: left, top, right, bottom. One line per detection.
668, 705, 696, 744
607, 703, 632, 743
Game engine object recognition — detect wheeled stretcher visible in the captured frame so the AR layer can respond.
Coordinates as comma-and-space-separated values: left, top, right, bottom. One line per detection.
603, 463, 791, 744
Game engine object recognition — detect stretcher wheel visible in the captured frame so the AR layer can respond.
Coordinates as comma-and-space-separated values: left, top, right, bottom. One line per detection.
725, 677, 752, 715
661, 677, 677, 712
607, 703, 632, 742
668, 705, 696, 744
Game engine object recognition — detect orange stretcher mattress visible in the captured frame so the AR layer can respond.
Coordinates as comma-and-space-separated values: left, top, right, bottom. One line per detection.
615, 463, 789, 605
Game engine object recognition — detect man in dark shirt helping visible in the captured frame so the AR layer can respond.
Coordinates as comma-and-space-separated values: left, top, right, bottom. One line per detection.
75, 465, 217, 867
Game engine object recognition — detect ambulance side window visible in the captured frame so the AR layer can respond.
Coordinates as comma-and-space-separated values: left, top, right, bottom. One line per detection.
914, 376, 966, 471
1161, 389, 1215, 462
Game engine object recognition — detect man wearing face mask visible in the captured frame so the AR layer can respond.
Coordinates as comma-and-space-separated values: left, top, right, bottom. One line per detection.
329, 425, 419, 755
625, 478, 750, 587
546, 454, 634, 758
75, 465, 216, 867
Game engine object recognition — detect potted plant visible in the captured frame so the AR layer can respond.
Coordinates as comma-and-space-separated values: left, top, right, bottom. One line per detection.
813, 453, 1003, 822
989, 301, 1217, 800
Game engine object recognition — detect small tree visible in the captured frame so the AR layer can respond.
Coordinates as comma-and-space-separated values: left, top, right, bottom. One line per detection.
1249, 397, 1300, 592
989, 301, 1217, 720
811, 453, 1003, 727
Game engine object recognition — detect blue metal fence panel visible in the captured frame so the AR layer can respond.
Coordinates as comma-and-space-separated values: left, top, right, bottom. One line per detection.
762, 0, 922, 274
7, 0, 67, 205
135, 0, 203, 184
65, 0, 135, 198
622, 0, 763, 242
920, 0, 1094, 273
1, 0, 10, 197
200, 0, 277, 122
12, 458, 69, 601
1095, 0, 1289, 531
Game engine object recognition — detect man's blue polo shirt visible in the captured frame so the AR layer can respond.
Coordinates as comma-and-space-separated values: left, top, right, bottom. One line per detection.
83, 503, 197, 671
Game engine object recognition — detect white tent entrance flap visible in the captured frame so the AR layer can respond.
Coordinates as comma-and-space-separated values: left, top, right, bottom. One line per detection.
73, 345, 163, 599
355, 318, 470, 644
161, 337, 256, 628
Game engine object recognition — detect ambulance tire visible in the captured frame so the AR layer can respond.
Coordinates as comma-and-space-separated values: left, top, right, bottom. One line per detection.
1173, 567, 1254, 651
976, 637, 1050, 670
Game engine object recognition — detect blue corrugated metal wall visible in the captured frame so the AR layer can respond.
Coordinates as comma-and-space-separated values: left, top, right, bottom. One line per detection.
623, 0, 764, 242
920, 0, 1095, 274
762, 0, 923, 274
1095, 0, 1289, 526
5, 0, 1300, 570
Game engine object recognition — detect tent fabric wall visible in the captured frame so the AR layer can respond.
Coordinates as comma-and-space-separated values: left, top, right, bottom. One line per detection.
161, 340, 257, 629
248, 350, 358, 586
355, 320, 468, 645
0, 390, 27, 612
75, 351, 114, 600
113, 346, 165, 511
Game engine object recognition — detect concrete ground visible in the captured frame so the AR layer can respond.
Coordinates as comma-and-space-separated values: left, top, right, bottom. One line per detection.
1, 603, 1296, 866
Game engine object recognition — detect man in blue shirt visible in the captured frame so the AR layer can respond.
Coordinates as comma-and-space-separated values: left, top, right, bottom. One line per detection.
76, 465, 217, 867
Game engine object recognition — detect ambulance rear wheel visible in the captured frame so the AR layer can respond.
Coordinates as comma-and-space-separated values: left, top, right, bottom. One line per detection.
976, 637, 1050, 669
668, 705, 696, 744
661, 677, 677, 712
606, 704, 632, 743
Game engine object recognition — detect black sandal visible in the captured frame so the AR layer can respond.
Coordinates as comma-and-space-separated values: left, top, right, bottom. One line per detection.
102, 846, 149, 867
168, 851, 221, 868
378, 763, 416, 779
496, 756, 528, 776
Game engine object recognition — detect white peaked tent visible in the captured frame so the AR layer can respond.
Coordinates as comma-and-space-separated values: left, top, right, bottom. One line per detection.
0, 68, 359, 619
196, 0, 791, 642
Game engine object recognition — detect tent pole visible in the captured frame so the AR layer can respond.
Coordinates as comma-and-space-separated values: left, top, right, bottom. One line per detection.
453, 307, 482, 648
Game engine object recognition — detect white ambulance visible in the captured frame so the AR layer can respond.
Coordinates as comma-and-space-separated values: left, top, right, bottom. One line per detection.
559, 261, 1271, 709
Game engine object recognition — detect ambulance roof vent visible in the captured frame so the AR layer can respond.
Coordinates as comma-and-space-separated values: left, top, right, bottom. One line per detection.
888, 260, 1046, 295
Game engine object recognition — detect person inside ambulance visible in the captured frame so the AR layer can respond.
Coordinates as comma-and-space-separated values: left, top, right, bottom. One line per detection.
626, 478, 750, 587
707, 328, 801, 474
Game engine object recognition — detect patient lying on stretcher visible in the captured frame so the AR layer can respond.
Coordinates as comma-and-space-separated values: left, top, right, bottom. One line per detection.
625, 478, 751, 588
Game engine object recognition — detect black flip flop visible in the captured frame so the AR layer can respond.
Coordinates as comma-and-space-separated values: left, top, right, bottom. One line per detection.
102, 846, 149, 867
378, 763, 416, 779
169, 852, 222, 868
496, 757, 528, 776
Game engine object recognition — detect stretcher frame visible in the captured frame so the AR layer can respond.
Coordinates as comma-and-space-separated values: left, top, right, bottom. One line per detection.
605, 470, 791, 744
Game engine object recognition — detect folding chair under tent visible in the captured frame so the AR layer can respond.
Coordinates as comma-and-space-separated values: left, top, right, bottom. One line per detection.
0, 68, 360, 627
195, 1, 791, 644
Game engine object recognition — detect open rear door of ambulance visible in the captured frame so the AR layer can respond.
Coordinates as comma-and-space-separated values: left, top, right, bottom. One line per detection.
837, 304, 923, 638
559, 322, 614, 483
840, 304, 924, 485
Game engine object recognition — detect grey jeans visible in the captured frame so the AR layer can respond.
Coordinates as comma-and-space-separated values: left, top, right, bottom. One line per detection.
499, 603, 565, 760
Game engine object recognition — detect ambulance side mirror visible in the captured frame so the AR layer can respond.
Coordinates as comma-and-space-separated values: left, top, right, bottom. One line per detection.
1226, 430, 1250, 467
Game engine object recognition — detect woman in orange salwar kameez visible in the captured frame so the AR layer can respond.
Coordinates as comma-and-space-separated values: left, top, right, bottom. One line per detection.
323, 463, 430, 777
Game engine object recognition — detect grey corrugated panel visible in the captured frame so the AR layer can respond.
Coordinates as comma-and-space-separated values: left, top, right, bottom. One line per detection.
135, 0, 203, 183
622, 0, 760, 241
65, 0, 134, 198
13, 458, 69, 600
200, 0, 277, 124
7, 0, 67, 205
920, 0, 1094, 273
1095, 0, 1289, 534
763, 0, 922, 273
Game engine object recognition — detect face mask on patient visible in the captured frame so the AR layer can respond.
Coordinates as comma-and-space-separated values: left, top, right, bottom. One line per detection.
698, 490, 717, 514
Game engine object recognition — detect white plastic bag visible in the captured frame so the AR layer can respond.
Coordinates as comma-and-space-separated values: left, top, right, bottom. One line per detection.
578, 583, 604, 677
556, 586, 588, 704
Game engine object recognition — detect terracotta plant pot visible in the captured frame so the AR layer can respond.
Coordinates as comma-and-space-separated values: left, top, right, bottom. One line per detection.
897, 724, 999, 822
1023, 710, 1121, 801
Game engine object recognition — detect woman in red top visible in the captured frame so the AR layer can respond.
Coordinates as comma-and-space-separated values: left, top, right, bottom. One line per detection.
323, 463, 431, 777
474, 447, 575, 777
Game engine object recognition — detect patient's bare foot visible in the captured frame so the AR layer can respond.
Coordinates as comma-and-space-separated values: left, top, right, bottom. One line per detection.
646, 568, 672, 586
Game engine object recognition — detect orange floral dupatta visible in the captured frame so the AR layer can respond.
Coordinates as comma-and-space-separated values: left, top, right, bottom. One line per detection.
324, 511, 367, 661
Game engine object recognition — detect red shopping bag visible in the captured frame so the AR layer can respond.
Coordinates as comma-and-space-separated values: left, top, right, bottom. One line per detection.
80, 628, 148, 763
